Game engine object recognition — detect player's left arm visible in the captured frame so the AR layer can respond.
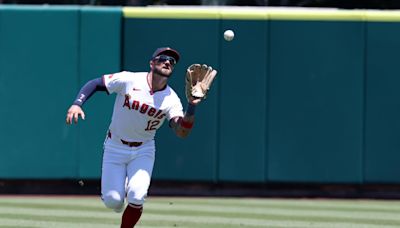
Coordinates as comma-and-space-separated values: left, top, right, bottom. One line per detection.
170, 101, 200, 138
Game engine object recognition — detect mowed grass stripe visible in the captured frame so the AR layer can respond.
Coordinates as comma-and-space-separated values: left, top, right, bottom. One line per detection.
3, 199, 400, 223
149, 197, 400, 212
152, 197, 400, 207
0, 212, 398, 228
2, 204, 399, 227
0, 201, 106, 212
154, 197, 400, 209
0, 213, 118, 225
4, 196, 400, 209
0, 206, 119, 219
0, 206, 291, 227
0, 197, 101, 206
145, 201, 400, 217
139, 221, 305, 228
1, 197, 400, 228
140, 213, 400, 228
2, 197, 400, 213
0, 218, 118, 228
138, 219, 303, 228
0, 199, 400, 215
2, 198, 400, 226
0, 225, 37, 228
145, 202, 400, 220
143, 209, 400, 226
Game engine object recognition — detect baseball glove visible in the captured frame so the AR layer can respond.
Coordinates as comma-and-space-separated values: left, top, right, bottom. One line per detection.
185, 64, 217, 102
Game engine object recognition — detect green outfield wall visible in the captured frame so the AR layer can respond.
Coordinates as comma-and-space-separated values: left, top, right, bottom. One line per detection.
0, 5, 121, 178
1, 6, 400, 184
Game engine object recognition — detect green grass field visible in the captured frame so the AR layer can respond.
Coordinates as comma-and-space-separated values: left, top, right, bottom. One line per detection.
0, 196, 400, 228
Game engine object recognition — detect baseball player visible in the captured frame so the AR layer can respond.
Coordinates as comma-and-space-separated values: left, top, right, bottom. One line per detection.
65, 47, 216, 228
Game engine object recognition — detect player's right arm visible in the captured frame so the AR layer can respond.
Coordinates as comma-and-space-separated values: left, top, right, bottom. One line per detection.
66, 77, 107, 124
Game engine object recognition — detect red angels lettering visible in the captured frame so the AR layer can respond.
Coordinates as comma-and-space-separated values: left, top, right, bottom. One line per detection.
148, 108, 156, 116
157, 113, 166, 120
140, 104, 149, 113
132, 100, 140, 110
122, 95, 165, 120
123, 94, 131, 109
154, 110, 162, 118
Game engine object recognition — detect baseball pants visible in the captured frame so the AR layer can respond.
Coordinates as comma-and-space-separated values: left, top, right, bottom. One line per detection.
101, 137, 155, 212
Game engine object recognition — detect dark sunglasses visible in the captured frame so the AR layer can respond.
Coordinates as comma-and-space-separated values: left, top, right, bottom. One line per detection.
153, 55, 176, 65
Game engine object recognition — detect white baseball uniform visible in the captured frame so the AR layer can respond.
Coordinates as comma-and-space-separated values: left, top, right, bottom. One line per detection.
100, 71, 183, 212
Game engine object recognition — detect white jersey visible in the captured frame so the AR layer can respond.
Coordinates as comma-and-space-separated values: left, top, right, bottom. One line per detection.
103, 71, 184, 142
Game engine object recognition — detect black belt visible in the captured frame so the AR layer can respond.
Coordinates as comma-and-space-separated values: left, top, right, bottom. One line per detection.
108, 130, 142, 147
120, 140, 143, 147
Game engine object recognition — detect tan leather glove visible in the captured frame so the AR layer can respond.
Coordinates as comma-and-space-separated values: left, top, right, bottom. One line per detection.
185, 64, 217, 102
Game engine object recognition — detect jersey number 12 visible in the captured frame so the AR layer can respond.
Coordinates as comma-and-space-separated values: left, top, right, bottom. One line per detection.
145, 120, 160, 131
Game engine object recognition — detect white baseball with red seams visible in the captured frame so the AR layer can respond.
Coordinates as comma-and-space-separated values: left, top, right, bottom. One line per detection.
101, 71, 183, 211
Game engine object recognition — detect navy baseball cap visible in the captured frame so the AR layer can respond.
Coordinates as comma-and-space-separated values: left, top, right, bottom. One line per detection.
152, 47, 180, 63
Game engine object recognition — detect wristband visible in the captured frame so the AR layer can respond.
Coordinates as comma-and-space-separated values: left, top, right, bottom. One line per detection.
180, 119, 194, 129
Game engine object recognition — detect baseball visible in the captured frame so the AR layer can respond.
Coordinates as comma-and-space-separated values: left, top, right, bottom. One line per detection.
224, 30, 235, 41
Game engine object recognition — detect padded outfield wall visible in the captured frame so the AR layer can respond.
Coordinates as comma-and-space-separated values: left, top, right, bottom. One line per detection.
0, 6, 400, 185
0, 5, 121, 179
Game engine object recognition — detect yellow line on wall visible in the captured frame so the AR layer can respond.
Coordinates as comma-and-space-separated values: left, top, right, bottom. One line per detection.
267, 8, 365, 21
365, 10, 400, 22
123, 7, 219, 19
123, 6, 400, 22
220, 7, 268, 20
